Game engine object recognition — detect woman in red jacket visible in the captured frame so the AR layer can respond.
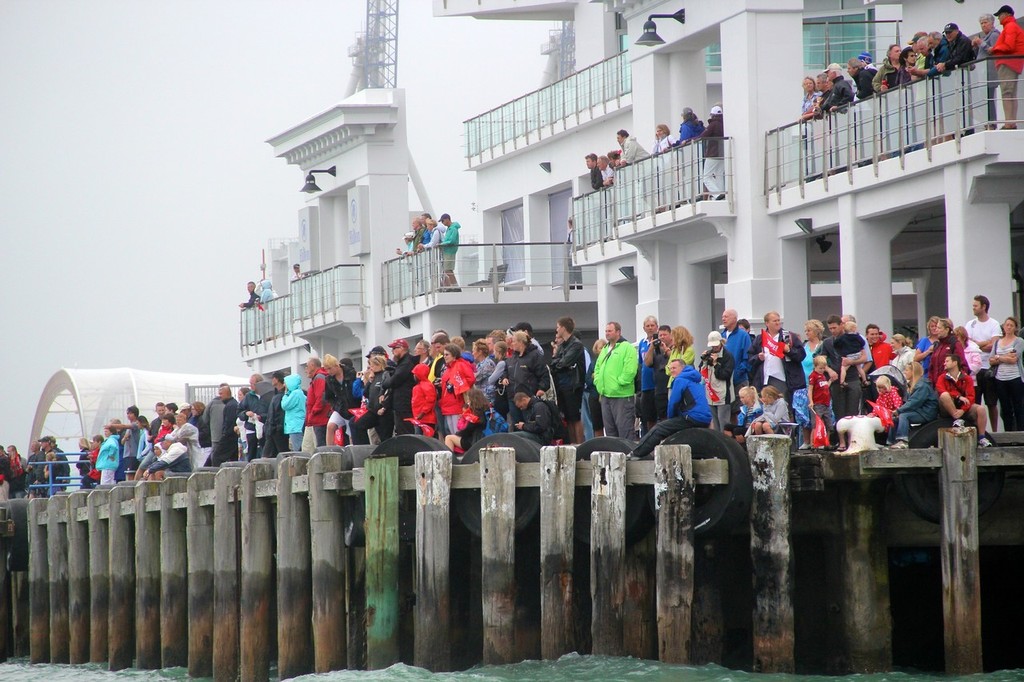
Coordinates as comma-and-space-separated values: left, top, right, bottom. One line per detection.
440, 343, 476, 436
410, 363, 437, 436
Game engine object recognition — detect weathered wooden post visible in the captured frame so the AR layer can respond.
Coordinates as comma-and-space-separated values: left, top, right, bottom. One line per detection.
691, 538, 724, 664
308, 451, 348, 672
135, 480, 162, 669
214, 463, 244, 681
47, 493, 70, 664
413, 450, 453, 671
747, 434, 794, 673
186, 469, 217, 678
108, 481, 136, 671
939, 428, 983, 674
479, 446, 517, 665
654, 443, 694, 664
240, 458, 278, 682
365, 455, 400, 670
590, 450, 626, 656
160, 474, 189, 668
539, 445, 575, 660
28, 497, 49, 664
12, 571, 30, 658
277, 455, 313, 680
86, 488, 110, 663
836, 480, 892, 673
67, 490, 91, 664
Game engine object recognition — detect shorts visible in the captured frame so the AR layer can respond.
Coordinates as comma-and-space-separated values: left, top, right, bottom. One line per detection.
975, 369, 998, 406
555, 387, 583, 422
442, 254, 456, 271
329, 411, 348, 427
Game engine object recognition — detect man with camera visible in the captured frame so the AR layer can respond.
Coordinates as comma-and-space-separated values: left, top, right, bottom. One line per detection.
637, 316, 660, 433
700, 331, 735, 431
643, 324, 673, 423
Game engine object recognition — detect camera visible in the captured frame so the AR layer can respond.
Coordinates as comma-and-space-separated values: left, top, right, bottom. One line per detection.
701, 349, 714, 362
652, 339, 661, 348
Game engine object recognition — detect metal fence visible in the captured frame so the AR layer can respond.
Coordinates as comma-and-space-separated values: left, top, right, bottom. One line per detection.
572, 138, 734, 252
764, 58, 1012, 197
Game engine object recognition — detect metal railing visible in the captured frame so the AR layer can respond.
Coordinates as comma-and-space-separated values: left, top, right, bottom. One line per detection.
764, 57, 1018, 197
240, 263, 364, 348
27, 456, 91, 497
382, 242, 596, 308
463, 51, 631, 160
572, 138, 734, 252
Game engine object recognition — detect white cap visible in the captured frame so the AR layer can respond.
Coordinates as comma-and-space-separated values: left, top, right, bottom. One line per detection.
707, 330, 724, 347
710, 105, 723, 116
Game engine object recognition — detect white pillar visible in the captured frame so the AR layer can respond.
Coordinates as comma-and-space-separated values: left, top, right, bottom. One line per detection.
635, 242, 678, 330
780, 238, 810, 330
629, 52, 673, 148
597, 260, 638, 336
944, 165, 1013, 323
677, 259, 714, 337
837, 195, 902, 331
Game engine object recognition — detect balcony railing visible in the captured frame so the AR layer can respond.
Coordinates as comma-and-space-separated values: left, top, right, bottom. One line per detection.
382, 242, 596, 309
240, 263, 364, 348
463, 51, 631, 161
572, 138, 734, 252
764, 57, 1016, 197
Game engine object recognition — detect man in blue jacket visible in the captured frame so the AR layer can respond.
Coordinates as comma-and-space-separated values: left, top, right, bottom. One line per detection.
628, 359, 712, 460
721, 308, 752, 390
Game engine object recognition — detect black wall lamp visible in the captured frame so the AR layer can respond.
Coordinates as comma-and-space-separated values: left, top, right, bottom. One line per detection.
816, 235, 833, 253
635, 9, 686, 47
301, 166, 337, 193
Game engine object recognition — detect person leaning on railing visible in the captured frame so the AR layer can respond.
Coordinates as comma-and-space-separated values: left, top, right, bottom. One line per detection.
972, 13, 1001, 124
872, 43, 903, 94
926, 23, 975, 77
989, 4, 1024, 129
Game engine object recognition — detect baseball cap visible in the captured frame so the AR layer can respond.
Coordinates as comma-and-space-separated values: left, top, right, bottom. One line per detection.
943, 22, 959, 33
387, 338, 409, 350
366, 345, 388, 359
995, 5, 1014, 17
707, 331, 724, 348
404, 231, 415, 239
710, 105, 723, 116
908, 31, 928, 45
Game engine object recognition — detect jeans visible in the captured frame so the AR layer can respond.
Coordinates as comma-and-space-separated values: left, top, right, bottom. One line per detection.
889, 410, 926, 444
600, 395, 636, 439
288, 432, 303, 452
312, 425, 327, 448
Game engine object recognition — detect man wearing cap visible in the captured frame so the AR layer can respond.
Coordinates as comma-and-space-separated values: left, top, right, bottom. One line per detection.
700, 331, 735, 431
383, 338, 417, 436
439, 214, 461, 290
972, 14, 1002, 124
929, 23, 975, 77
857, 51, 877, 75
676, 107, 705, 145
697, 105, 726, 199
820, 64, 854, 113
990, 5, 1024, 129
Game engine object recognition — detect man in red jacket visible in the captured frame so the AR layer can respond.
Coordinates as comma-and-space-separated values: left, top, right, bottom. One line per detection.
304, 357, 331, 447
935, 354, 993, 446
990, 5, 1024, 129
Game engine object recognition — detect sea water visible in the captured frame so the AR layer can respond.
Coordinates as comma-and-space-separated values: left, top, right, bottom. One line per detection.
0, 656, 1020, 681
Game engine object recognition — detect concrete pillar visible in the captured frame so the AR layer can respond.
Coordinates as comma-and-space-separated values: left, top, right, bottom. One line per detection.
944, 165, 1013, 322
629, 52, 674, 148
677, 260, 714, 337
573, 3, 619, 67
780, 238, 810, 331
718, 7, 804, 323
636, 243, 679, 330
668, 50, 709, 129
837, 195, 902, 331
597, 260, 638, 335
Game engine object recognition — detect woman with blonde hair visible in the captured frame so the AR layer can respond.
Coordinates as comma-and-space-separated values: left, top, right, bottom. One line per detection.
652, 123, 674, 154
668, 326, 696, 372
890, 333, 915, 372
888, 361, 938, 448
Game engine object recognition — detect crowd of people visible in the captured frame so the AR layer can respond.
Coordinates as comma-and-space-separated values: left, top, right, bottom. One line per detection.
799, 7, 1024, 129
394, 212, 462, 290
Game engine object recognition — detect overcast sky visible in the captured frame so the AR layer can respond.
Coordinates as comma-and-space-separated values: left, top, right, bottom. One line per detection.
0, 0, 551, 447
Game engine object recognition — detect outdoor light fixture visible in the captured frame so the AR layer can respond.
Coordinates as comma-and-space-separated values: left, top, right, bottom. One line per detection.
618, 265, 636, 281
635, 9, 685, 47
539, 162, 552, 173
398, 316, 411, 330
301, 166, 337, 193
795, 218, 813, 235
816, 235, 833, 254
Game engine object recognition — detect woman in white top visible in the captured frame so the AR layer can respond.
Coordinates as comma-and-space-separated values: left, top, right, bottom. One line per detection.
890, 333, 916, 373
989, 317, 1024, 430
651, 124, 675, 155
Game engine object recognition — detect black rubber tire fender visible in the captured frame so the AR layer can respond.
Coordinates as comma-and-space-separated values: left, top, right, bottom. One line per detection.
341, 444, 382, 548
894, 419, 1005, 524
651, 428, 753, 536
7, 498, 30, 572
570, 437, 655, 546
454, 433, 542, 538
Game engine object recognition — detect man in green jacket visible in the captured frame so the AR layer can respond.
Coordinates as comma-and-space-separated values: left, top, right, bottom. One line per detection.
439, 213, 460, 290
594, 321, 639, 438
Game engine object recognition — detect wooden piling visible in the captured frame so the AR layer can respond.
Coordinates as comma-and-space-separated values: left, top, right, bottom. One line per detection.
67, 490, 91, 664
47, 494, 70, 664
590, 450, 626, 656
108, 482, 136, 671
308, 451, 348, 672
0, 545, 7, 663
12, 571, 30, 658
86, 488, 110, 663
365, 456, 400, 670
690, 539, 724, 665
939, 428, 983, 674
539, 445, 576, 659
213, 464, 244, 681
186, 469, 217, 678
413, 450, 453, 671
747, 434, 794, 674
28, 498, 48, 664
347, 546, 367, 670
135, 480, 162, 669
479, 446, 517, 665
240, 459, 277, 682
160, 475, 189, 668
277, 455, 313, 680
654, 444, 694, 664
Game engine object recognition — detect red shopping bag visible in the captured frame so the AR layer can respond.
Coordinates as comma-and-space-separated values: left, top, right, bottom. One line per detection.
812, 412, 830, 448
866, 400, 893, 429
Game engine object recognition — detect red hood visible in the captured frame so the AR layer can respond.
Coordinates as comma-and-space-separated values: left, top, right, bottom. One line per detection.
412, 363, 430, 381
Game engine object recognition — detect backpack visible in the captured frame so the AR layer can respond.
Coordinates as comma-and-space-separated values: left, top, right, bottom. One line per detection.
538, 398, 569, 444
483, 408, 509, 437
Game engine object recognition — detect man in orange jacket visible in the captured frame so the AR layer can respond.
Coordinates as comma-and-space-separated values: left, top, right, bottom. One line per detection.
989, 5, 1024, 129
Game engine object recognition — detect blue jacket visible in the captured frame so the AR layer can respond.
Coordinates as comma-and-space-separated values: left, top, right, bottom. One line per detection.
281, 374, 307, 435
899, 377, 939, 421
667, 365, 712, 425
736, 403, 764, 427
722, 326, 752, 385
96, 434, 121, 471
677, 118, 705, 143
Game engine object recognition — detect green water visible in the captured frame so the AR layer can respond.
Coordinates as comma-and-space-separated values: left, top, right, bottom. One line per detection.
0, 656, 1020, 681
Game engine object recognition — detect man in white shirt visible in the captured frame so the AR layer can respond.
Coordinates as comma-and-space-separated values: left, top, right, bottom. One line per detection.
968, 294, 1002, 430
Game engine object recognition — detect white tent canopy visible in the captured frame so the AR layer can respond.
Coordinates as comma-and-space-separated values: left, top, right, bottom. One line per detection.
30, 368, 250, 450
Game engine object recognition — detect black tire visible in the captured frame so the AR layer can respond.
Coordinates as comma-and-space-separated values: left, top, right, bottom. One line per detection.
454, 433, 541, 537
571, 437, 655, 546
342, 445, 382, 548
894, 419, 1005, 524
7, 498, 29, 571
653, 428, 753, 536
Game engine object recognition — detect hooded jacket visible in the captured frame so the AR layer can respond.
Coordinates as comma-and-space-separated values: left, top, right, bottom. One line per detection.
96, 434, 121, 471
991, 13, 1024, 74
440, 356, 476, 415
667, 365, 713, 425
305, 367, 331, 427
898, 377, 939, 421
505, 342, 550, 397
281, 374, 307, 435
677, 117, 705, 143
871, 57, 899, 93
259, 279, 276, 304
594, 337, 639, 399
411, 364, 437, 423
382, 352, 416, 413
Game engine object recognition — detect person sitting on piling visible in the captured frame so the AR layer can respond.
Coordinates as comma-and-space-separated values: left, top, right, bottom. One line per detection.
628, 359, 712, 460
511, 392, 553, 445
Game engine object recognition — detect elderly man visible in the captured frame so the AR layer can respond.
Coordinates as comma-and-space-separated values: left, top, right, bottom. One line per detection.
929, 23, 975, 76
208, 384, 240, 466
873, 43, 904, 93
748, 311, 807, 402
597, 155, 614, 187
847, 58, 874, 100
972, 13, 1002, 124
820, 64, 854, 113
305, 357, 331, 448
721, 308, 752, 391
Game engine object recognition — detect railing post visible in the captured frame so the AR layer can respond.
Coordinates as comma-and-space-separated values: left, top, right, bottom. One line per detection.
491, 243, 500, 304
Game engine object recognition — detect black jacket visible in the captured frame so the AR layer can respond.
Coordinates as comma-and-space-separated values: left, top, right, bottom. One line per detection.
748, 330, 807, 393
265, 388, 285, 438
822, 76, 854, 112
549, 334, 585, 390
506, 343, 550, 396
517, 397, 553, 442
700, 346, 736, 404
852, 68, 874, 100
590, 166, 603, 191
324, 369, 355, 415
941, 33, 975, 71
218, 397, 239, 440
382, 353, 416, 413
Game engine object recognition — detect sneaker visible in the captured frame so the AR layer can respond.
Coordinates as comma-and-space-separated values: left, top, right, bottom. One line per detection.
978, 437, 993, 448
952, 419, 966, 429
891, 441, 908, 449
798, 443, 812, 450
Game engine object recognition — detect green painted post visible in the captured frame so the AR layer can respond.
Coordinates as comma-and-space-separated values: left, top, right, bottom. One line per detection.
364, 456, 399, 670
